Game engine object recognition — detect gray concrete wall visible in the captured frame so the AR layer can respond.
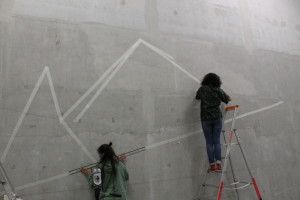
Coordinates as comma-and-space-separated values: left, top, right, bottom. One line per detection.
0, 0, 300, 199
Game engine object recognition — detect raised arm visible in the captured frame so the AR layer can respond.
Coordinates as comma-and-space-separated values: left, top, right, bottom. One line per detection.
217, 88, 231, 104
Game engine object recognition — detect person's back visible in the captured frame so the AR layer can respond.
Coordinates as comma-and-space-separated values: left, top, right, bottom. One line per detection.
196, 85, 230, 121
96, 161, 128, 200
195, 73, 231, 172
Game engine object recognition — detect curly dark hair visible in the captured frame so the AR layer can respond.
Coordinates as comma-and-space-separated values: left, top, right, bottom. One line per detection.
201, 73, 222, 88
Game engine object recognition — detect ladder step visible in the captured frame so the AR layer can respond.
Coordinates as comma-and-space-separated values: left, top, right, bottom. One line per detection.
239, 181, 253, 185
230, 181, 240, 186
203, 182, 251, 190
222, 143, 239, 146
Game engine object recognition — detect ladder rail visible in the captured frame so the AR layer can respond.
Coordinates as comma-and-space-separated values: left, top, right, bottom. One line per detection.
0, 161, 19, 200
217, 106, 238, 200
205, 182, 251, 190
196, 105, 263, 200
222, 130, 240, 200
233, 130, 262, 200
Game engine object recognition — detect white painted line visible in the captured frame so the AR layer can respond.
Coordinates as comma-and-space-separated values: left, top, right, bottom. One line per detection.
61, 121, 96, 162
73, 40, 141, 122
1, 68, 48, 162
61, 39, 142, 121
146, 130, 201, 150
140, 39, 200, 84
45, 67, 63, 122
13, 101, 284, 191
15, 172, 69, 191
224, 101, 284, 124
72, 39, 199, 121
140, 40, 174, 60
1, 67, 96, 164
147, 101, 284, 149
46, 67, 96, 161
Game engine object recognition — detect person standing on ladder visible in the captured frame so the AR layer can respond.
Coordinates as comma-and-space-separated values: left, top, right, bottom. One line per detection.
195, 73, 231, 172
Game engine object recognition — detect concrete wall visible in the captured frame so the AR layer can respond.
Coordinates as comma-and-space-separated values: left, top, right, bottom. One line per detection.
0, 0, 300, 199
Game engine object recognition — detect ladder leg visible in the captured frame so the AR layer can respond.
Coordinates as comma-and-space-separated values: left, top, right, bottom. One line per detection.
196, 167, 210, 200
217, 130, 234, 200
234, 130, 262, 200
223, 130, 240, 200
228, 155, 240, 200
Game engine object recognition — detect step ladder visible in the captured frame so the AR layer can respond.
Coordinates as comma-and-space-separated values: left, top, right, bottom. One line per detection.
196, 105, 262, 200
0, 161, 23, 200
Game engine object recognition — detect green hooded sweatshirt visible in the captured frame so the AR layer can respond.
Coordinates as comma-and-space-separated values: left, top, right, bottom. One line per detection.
87, 160, 129, 200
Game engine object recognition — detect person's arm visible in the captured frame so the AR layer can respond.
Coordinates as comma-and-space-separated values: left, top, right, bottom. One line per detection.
118, 154, 126, 163
80, 168, 92, 175
218, 88, 231, 104
124, 168, 129, 181
195, 87, 201, 100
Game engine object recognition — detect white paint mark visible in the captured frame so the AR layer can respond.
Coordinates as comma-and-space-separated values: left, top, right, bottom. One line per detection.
73, 40, 141, 122
15, 172, 69, 191
61, 39, 142, 121
140, 40, 174, 60
46, 67, 96, 162
65, 39, 198, 122
61, 121, 96, 162
224, 101, 284, 124
1, 68, 48, 162
11, 101, 283, 191
140, 40, 200, 84
146, 130, 200, 150
147, 101, 283, 149
0, 67, 96, 164
45, 67, 62, 120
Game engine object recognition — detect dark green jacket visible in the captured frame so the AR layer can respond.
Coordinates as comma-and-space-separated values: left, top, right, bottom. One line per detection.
195, 85, 230, 121
87, 161, 129, 200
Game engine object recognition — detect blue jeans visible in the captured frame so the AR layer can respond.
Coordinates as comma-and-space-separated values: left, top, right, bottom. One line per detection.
201, 118, 223, 164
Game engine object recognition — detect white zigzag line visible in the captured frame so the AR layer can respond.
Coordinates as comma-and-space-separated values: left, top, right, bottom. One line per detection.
0, 38, 284, 194
1, 67, 97, 163
59, 38, 200, 123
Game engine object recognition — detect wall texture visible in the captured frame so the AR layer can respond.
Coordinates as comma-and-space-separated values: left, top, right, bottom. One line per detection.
0, 0, 300, 200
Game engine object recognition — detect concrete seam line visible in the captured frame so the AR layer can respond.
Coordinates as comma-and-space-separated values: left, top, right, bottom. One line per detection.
12, 101, 284, 191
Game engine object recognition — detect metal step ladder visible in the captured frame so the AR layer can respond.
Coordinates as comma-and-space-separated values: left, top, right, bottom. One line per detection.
0, 161, 23, 200
196, 105, 263, 200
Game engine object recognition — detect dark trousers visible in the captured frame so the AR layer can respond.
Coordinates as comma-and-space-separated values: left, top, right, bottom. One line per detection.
201, 118, 223, 164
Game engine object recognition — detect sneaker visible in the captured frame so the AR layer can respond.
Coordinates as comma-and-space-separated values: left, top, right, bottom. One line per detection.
216, 163, 222, 172
209, 164, 216, 172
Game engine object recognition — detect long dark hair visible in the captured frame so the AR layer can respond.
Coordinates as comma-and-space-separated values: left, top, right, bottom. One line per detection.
201, 73, 222, 88
97, 142, 118, 175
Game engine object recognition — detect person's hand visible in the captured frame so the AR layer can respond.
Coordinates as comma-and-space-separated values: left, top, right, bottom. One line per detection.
119, 154, 127, 163
80, 167, 91, 175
